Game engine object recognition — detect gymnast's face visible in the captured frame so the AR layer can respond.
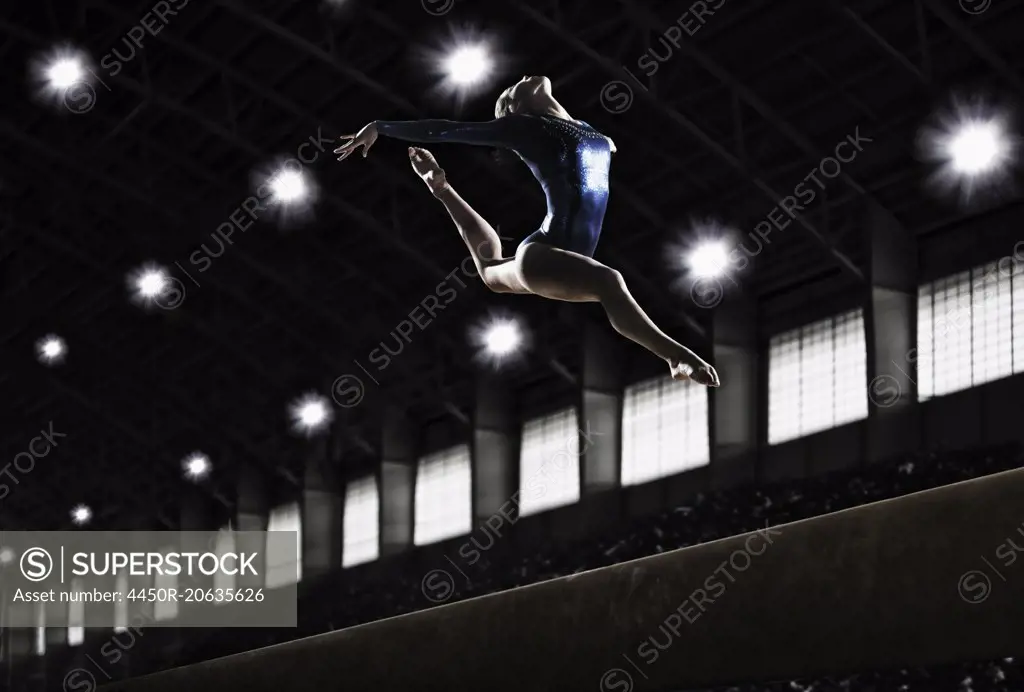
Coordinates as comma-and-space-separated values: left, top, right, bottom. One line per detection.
495, 75, 552, 118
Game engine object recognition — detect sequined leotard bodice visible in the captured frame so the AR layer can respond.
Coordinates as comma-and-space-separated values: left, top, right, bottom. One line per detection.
375, 114, 613, 258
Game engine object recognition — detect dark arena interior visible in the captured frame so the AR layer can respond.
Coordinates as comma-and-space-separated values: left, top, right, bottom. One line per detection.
2, 0, 1024, 690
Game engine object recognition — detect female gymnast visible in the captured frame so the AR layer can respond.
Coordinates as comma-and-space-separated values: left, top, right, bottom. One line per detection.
334, 75, 719, 386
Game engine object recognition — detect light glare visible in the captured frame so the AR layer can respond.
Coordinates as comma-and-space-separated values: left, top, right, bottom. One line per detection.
127, 263, 177, 308
444, 45, 492, 86
918, 100, 1019, 203
947, 120, 1006, 175
46, 58, 84, 89
484, 320, 522, 356
250, 161, 319, 225
687, 241, 730, 279
71, 505, 92, 525
36, 335, 67, 365
270, 170, 308, 204
420, 32, 504, 103
30, 47, 96, 108
289, 394, 333, 435
137, 269, 168, 298
183, 453, 211, 480
471, 314, 529, 368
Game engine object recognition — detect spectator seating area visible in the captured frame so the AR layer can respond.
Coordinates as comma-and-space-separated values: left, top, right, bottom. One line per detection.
25, 443, 1024, 691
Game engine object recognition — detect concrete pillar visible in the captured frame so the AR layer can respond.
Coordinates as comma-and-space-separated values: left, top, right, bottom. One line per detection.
711, 294, 759, 487
472, 373, 517, 523
379, 407, 416, 556
579, 322, 623, 493
236, 469, 268, 589
862, 200, 918, 461
302, 435, 343, 580
864, 200, 917, 410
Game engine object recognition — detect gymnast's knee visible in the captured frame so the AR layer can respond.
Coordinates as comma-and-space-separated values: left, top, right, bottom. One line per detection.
479, 262, 516, 294
485, 281, 514, 294
481, 273, 516, 294
594, 266, 624, 296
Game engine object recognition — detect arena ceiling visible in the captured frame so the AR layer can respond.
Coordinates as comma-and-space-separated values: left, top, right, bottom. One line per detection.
1, 0, 1022, 529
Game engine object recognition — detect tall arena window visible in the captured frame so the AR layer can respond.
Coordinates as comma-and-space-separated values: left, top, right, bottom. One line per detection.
622, 376, 709, 485
519, 407, 581, 516
343, 476, 380, 567
414, 445, 472, 546
67, 579, 84, 646
266, 503, 303, 588
113, 572, 129, 630
35, 606, 46, 655
768, 309, 867, 444
918, 261, 1023, 400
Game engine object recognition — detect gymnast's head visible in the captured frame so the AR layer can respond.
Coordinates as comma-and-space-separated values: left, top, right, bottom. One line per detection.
494, 75, 553, 118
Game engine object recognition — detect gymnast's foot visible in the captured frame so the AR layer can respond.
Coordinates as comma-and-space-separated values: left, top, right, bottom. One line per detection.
408, 147, 449, 197
669, 357, 720, 387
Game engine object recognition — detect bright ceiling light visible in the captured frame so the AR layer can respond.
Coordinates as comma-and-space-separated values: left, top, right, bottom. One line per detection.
46, 57, 85, 90
183, 452, 211, 481
289, 393, 333, 435
71, 504, 92, 526
269, 169, 309, 205
136, 267, 168, 298
127, 263, 182, 309
945, 119, 1009, 176
36, 334, 67, 365
483, 319, 522, 356
443, 44, 493, 87
470, 314, 529, 367
30, 46, 97, 109
687, 241, 730, 279
918, 99, 1019, 203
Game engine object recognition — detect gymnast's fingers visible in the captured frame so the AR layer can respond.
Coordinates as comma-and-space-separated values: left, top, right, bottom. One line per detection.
704, 367, 721, 387
333, 138, 355, 154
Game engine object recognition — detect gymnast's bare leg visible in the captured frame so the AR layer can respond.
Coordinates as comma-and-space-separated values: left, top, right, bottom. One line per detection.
408, 147, 719, 386
406, 147, 527, 295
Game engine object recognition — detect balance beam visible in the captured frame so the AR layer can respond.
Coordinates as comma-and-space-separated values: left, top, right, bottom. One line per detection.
103, 468, 1024, 692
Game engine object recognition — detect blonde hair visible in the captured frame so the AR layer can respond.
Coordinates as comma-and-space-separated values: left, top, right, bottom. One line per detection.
494, 87, 515, 119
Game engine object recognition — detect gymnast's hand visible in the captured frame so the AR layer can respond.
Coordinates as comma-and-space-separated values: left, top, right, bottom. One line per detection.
670, 356, 720, 387
334, 122, 378, 161
689, 361, 720, 387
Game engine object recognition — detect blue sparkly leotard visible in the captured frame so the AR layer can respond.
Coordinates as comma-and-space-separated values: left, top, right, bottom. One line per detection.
375, 114, 613, 258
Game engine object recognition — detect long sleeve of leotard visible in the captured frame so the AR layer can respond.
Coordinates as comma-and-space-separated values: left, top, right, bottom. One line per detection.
374, 116, 530, 150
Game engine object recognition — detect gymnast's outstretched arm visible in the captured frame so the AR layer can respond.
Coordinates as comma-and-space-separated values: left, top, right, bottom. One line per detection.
374, 118, 530, 147
335, 116, 533, 160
